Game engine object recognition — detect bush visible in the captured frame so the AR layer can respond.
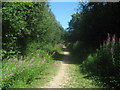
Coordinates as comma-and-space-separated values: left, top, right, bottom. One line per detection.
68, 41, 94, 63
81, 34, 120, 88
82, 54, 97, 75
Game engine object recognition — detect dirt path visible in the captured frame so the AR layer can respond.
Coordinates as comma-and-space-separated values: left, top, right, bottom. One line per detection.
39, 47, 100, 88
41, 48, 70, 88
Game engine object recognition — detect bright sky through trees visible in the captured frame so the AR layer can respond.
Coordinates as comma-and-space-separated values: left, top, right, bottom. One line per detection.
49, 2, 78, 29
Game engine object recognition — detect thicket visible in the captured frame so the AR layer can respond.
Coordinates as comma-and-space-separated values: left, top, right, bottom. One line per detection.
68, 2, 120, 88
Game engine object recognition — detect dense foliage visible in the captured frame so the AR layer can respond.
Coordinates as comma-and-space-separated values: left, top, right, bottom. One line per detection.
68, 2, 120, 48
2, 2, 65, 58
68, 2, 120, 88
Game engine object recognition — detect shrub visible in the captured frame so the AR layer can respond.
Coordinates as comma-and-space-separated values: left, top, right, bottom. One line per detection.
68, 41, 93, 63
81, 34, 120, 88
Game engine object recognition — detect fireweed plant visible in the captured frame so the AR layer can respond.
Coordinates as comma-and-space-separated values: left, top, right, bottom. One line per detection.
2, 49, 61, 88
82, 34, 120, 88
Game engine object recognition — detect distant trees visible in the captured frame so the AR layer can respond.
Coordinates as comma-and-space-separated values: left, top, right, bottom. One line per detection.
2, 2, 65, 58
68, 2, 120, 48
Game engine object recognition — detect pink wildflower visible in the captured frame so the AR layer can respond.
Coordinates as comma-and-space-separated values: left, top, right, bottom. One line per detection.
20, 69, 24, 72
14, 59, 17, 61
41, 59, 46, 63
106, 33, 111, 45
10, 73, 14, 76
4, 76, 6, 78
112, 35, 116, 43
37, 53, 40, 56
31, 58, 34, 61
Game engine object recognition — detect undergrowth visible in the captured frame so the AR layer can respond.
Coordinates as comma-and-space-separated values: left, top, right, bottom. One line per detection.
2, 44, 63, 88
81, 34, 120, 89
68, 34, 120, 89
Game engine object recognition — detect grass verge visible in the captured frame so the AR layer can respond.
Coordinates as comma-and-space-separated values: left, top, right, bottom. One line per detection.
62, 54, 102, 88
32, 61, 61, 88
63, 64, 101, 88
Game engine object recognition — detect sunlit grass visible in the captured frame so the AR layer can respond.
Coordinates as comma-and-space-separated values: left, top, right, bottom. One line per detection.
63, 64, 101, 88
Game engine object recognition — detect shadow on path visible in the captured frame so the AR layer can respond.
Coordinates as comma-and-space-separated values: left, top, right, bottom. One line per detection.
52, 46, 80, 64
